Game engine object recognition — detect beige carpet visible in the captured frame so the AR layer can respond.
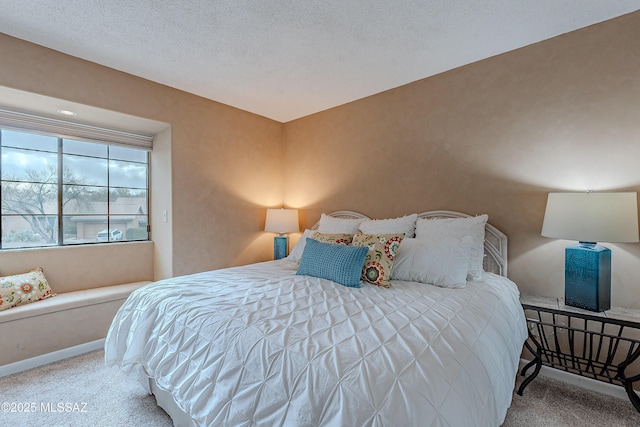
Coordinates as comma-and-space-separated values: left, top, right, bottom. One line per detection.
0, 350, 171, 427
506, 373, 639, 426
0, 350, 638, 426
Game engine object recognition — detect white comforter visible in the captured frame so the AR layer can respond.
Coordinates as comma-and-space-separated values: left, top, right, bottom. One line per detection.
105, 260, 527, 427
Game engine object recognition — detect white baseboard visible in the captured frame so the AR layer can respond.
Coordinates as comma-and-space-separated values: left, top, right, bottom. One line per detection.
0, 339, 104, 378
519, 358, 635, 401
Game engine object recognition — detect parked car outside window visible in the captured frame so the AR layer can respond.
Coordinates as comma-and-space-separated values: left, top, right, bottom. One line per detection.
97, 229, 123, 242
0, 127, 149, 250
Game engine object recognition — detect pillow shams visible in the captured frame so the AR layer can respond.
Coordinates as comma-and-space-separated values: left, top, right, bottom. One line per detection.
310, 231, 353, 245
287, 229, 316, 262
391, 237, 472, 288
296, 238, 369, 288
351, 233, 404, 288
287, 231, 353, 264
317, 213, 365, 234
414, 214, 488, 280
358, 213, 417, 238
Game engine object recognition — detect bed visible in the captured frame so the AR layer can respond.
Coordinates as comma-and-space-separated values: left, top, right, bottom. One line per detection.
105, 211, 527, 426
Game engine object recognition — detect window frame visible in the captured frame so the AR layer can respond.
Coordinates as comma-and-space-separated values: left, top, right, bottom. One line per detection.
0, 109, 152, 250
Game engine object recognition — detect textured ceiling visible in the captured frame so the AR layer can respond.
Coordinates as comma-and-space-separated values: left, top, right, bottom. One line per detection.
1, 1, 639, 122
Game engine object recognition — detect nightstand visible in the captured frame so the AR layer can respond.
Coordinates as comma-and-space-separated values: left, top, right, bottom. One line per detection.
518, 295, 640, 412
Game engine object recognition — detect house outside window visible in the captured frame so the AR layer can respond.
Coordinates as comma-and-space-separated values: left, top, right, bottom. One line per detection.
0, 111, 151, 250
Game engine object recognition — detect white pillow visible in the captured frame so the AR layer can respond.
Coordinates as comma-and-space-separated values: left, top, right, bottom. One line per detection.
287, 229, 315, 262
317, 213, 365, 234
414, 214, 488, 281
358, 213, 417, 237
391, 237, 472, 288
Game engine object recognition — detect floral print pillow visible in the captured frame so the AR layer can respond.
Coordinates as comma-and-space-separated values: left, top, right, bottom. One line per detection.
0, 267, 56, 311
310, 232, 354, 246
352, 233, 404, 288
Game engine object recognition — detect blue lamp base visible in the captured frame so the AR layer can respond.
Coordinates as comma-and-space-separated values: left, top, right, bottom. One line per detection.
565, 243, 611, 312
273, 235, 288, 260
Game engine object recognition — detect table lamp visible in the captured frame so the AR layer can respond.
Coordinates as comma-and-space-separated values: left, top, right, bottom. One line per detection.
265, 208, 300, 260
541, 192, 639, 312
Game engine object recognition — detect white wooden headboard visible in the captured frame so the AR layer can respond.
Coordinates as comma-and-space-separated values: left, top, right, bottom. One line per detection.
313, 210, 508, 277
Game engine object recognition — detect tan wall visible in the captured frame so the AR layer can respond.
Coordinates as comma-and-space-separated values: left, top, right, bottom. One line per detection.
0, 33, 283, 280
2, 12, 640, 309
283, 11, 640, 309
0, 242, 153, 294
151, 126, 173, 280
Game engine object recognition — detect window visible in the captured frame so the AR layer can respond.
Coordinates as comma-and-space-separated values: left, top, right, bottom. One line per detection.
1, 127, 150, 249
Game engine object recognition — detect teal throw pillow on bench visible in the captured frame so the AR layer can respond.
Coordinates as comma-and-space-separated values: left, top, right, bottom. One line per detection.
296, 238, 369, 288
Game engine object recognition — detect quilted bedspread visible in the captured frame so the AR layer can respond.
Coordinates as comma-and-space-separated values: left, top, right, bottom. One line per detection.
105, 260, 527, 427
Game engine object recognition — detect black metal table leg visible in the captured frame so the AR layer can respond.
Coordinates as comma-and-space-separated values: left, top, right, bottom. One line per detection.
617, 344, 640, 412
517, 338, 542, 396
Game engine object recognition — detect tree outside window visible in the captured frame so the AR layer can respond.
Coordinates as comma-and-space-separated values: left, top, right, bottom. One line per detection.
1, 129, 148, 249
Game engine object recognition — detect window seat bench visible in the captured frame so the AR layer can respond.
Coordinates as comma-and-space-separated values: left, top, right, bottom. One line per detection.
0, 281, 151, 368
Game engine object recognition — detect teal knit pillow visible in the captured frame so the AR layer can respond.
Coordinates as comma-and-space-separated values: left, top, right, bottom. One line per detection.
296, 238, 369, 288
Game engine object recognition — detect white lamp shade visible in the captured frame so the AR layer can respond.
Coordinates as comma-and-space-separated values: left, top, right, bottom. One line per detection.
265, 208, 300, 233
541, 192, 639, 243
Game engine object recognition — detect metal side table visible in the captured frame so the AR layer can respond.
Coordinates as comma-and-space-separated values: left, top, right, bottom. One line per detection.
518, 295, 640, 412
